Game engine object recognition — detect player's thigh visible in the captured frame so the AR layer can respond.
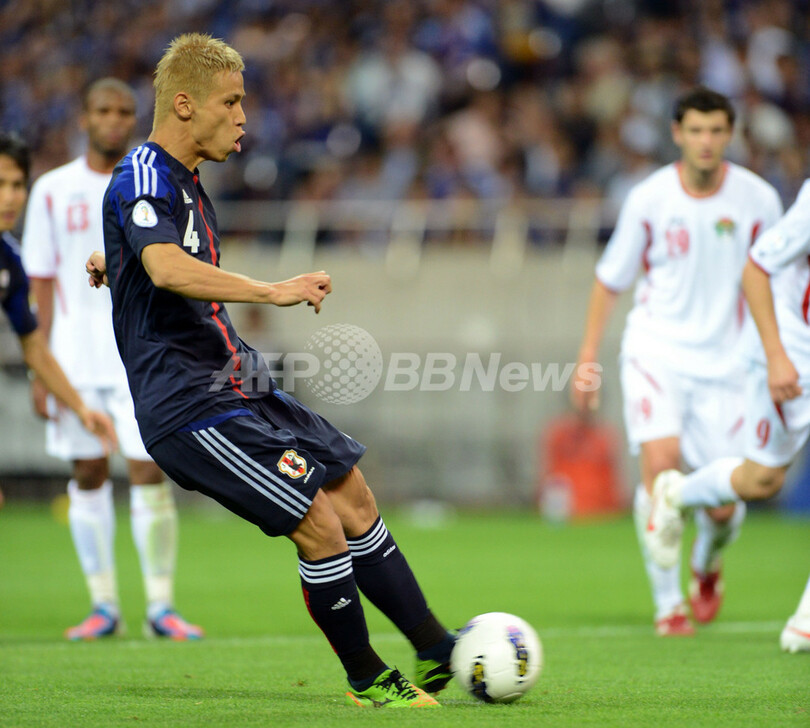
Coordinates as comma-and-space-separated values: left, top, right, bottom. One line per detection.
744, 364, 810, 468
620, 355, 683, 458
148, 412, 325, 538
680, 376, 746, 469
253, 391, 367, 484
45, 386, 107, 461
103, 385, 151, 461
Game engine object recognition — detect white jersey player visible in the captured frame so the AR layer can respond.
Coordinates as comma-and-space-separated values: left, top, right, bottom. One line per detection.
646, 179, 810, 653
572, 87, 783, 636
21, 78, 202, 641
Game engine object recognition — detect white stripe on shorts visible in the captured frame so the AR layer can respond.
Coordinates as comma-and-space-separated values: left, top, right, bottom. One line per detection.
192, 429, 310, 520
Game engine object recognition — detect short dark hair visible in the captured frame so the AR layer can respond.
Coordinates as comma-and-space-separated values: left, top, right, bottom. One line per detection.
673, 86, 735, 127
82, 77, 137, 111
0, 132, 30, 182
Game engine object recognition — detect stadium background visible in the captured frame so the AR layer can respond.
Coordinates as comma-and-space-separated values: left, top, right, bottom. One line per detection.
1, 0, 810, 512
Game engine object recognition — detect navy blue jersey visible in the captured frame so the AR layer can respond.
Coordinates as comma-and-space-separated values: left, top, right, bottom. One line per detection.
0, 232, 38, 337
103, 142, 272, 448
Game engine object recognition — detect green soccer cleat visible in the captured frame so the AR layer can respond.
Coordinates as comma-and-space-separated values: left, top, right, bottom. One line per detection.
345, 668, 440, 708
414, 655, 454, 694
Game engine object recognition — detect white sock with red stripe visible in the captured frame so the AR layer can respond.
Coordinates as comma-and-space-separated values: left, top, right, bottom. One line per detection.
68, 479, 119, 614
130, 483, 177, 620
691, 503, 746, 575
677, 458, 742, 508
634, 484, 683, 619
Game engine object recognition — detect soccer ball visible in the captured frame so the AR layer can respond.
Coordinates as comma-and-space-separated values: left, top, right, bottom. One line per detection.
451, 612, 542, 703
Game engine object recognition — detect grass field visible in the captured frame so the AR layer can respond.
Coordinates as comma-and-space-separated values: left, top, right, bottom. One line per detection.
1, 501, 808, 727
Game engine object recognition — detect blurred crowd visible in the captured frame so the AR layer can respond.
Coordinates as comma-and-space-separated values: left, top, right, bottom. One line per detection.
2, 0, 809, 219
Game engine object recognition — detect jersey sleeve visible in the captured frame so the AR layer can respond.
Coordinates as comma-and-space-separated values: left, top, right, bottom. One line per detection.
595, 188, 649, 291
750, 180, 810, 275
108, 156, 180, 260
20, 177, 58, 278
2, 255, 38, 337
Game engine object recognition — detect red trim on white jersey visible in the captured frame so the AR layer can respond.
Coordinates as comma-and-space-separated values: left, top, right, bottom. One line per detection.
802, 255, 810, 325
675, 161, 729, 199
629, 357, 663, 393
641, 220, 653, 273
749, 221, 762, 247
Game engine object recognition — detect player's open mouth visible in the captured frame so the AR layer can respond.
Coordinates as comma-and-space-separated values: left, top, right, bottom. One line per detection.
234, 135, 244, 152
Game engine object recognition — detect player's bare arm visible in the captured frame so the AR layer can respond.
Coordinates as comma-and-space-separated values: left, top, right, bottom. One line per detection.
571, 278, 619, 413
19, 328, 118, 452
27, 277, 55, 419
87, 247, 331, 312
741, 259, 802, 403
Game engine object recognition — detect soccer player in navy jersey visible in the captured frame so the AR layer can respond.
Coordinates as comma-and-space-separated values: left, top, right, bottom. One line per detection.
0, 133, 117, 509
85, 34, 454, 708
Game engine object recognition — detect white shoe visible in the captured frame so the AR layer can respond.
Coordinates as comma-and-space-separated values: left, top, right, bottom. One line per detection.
644, 470, 686, 569
780, 616, 810, 653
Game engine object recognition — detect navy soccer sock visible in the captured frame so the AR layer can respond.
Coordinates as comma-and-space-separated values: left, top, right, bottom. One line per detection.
298, 551, 386, 687
347, 517, 449, 654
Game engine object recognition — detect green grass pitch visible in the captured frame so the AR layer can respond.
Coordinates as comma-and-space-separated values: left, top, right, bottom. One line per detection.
1, 502, 808, 726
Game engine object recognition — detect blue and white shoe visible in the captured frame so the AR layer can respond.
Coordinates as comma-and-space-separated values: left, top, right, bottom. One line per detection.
144, 608, 204, 641
65, 605, 122, 641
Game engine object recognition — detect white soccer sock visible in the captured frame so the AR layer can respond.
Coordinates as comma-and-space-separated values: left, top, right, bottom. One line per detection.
67, 479, 119, 611
634, 484, 684, 619
794, 574, 810, 620
130, 483, 177, 616
691, 503, 746, 575
677, 457, 742, 508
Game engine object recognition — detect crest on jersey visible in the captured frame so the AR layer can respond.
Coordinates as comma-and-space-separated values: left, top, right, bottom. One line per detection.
715, 217, 736, 237
133, 199, 158, 228
278, 449, 307, 479
0, 268, 9, 301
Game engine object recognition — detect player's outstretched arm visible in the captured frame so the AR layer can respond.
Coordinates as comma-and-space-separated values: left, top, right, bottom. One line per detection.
19, 328, 118, 452
139, 243, 331, 311
742, 259, 801, 403
571, 278, 619, 414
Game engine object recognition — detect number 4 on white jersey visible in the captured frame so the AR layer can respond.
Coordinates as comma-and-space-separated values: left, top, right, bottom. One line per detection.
183, 210, 200, 254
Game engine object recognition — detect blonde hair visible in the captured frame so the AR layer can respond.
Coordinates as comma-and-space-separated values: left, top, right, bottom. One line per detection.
153, 33, 244, 123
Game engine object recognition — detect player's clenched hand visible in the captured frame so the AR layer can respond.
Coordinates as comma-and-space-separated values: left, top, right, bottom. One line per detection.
77, 407, 118, 455
86, 251, 109, 288
767, 350, 802, 403
270, 271, 332, 313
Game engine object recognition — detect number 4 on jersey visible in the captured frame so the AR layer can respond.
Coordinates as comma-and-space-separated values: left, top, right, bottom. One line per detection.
183, 210, 200, 254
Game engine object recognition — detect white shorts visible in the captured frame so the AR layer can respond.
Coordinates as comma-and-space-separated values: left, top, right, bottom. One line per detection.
743, 361, 810, 467
620, 355, 745, 469
46, 385, 150, 462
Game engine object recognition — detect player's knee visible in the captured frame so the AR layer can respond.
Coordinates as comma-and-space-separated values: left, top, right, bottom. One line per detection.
72, 458, 109, 489
128, 459, 163, 485
740, 462, 785, 500
751, 466, 785, 499
706, 504, 736, 523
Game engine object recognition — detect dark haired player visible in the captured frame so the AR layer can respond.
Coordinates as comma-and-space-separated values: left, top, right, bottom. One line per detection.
0, 132, 117, 508
570, 87, 783, 635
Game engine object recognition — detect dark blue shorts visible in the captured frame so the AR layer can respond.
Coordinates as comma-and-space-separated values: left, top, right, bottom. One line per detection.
148, 389, 366, 537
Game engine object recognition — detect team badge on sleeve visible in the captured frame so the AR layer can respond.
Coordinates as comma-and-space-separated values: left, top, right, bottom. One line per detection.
278, 449, 307, 479
133, 199, 159, 228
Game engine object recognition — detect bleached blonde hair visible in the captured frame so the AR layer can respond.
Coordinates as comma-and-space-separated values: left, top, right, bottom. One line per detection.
153, 33, 244, 123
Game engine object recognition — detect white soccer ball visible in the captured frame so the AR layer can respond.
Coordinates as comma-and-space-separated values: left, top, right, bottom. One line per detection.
451, 612, 542, 703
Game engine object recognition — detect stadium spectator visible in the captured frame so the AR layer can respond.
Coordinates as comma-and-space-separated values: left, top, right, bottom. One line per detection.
0, 1, 807, 221
21, 79, 203, 642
